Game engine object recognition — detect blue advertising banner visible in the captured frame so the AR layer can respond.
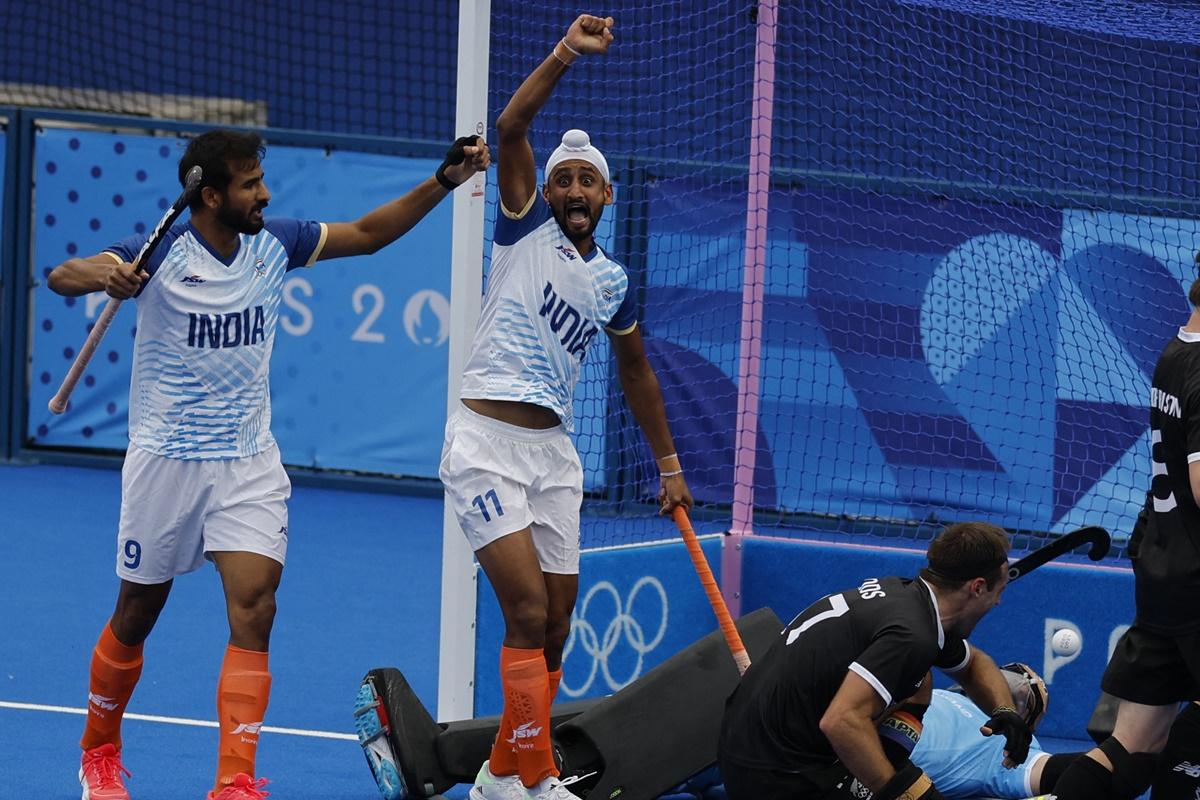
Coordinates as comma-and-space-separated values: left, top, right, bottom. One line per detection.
741, 538, 1135, 741
26, 127, 454, 476
473, 537, 726, 715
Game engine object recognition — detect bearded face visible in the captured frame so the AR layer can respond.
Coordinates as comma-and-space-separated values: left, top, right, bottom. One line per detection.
543, 161, 612, 248
214, 160, 270, 234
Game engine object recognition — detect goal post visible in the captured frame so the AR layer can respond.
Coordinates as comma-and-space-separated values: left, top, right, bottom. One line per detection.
437, 0, 491, 723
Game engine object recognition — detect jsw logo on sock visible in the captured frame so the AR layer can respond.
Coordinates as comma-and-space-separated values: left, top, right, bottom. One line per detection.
88, 693, 119, 712
230, 721, 263, 735
505, 721, 542, 745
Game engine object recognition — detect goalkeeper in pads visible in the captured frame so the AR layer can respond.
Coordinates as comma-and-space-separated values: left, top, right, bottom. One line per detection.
718, 522, 1033, 800
439, 12, 692, 800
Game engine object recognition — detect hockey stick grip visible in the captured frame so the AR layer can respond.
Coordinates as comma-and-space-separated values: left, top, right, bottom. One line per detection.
672, 506, 752, 675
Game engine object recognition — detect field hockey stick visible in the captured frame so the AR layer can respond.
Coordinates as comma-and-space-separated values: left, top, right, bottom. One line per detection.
671, 506, 752, 675
1007, 525, 1111, 582
49, 165, 203, 414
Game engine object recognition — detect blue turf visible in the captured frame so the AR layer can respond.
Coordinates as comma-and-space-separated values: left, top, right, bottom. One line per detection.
1, 462, 446, 797
1, 462, 1115, 798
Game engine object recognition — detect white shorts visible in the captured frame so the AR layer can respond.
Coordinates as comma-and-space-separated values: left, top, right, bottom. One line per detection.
440, 403, 583, 574
116, 443, 291, 584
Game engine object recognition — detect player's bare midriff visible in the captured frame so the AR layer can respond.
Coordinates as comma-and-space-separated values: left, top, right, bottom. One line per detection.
463, 397, 561, 429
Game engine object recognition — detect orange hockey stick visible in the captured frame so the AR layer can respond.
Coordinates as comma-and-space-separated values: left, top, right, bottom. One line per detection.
672, 506, 751, 675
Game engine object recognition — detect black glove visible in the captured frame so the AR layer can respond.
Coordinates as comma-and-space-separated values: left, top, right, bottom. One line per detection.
435, 135, 480, 190
876, 761, 944, 800
981, 705, 1033, 765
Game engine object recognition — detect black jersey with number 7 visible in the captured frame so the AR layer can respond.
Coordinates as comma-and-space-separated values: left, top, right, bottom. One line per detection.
719, 576, 969, 772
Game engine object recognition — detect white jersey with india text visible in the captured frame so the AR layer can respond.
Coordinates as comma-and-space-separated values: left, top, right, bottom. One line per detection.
105, 218, 326, 460
459, 194, 637, 430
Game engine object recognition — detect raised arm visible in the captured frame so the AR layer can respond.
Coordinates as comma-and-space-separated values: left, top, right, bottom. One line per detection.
317, 136, 490, 261
495, 14, 614, 214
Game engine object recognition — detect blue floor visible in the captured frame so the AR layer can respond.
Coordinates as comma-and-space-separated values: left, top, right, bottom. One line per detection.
2, 461, 1104, 798
1, 461, 447, 798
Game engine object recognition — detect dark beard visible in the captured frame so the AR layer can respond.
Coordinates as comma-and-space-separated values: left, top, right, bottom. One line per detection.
217, 203, 264, 234
551, 204, 600, 245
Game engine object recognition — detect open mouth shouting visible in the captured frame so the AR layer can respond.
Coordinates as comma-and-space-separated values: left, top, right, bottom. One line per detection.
565, 200, 591, 228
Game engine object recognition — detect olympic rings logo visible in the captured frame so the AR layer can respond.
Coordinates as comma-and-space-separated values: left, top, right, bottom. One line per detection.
559, 576, 669, 697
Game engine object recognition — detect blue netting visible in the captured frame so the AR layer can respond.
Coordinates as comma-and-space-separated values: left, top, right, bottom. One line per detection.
487, 1, 1200, 552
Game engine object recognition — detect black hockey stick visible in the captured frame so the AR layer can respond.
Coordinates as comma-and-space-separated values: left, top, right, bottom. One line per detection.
1007, 526, 1111, 582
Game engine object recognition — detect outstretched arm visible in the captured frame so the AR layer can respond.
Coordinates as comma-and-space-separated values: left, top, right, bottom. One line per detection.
317, 136, 490, 261
495, 14, 614, 214
610, 327, 693, 513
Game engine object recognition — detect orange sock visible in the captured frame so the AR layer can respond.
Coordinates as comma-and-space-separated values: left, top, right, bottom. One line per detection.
80, 624, 144, 751
494, 646, 556, 786
488, 646, 538, 777
214, 645, 271, 791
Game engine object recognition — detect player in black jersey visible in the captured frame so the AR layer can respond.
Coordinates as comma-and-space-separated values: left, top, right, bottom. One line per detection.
718, 522, 1031, 800
1054, 280, 1200, 800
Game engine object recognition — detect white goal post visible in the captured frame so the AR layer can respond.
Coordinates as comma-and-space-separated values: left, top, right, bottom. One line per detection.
438, 0, 491, 722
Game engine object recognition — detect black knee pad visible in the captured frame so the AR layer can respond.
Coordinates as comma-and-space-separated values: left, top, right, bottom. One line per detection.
1100, 737, 1156, 800
1038, 752, 1086, 792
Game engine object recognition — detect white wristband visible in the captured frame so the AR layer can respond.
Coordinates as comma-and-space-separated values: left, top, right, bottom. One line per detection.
552, 39, 578, 65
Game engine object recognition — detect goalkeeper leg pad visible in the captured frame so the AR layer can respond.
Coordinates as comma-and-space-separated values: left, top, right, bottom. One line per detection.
354, 668, 450, 799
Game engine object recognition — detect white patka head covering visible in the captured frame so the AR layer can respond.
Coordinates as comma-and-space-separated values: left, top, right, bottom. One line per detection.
544, 129, 610, 184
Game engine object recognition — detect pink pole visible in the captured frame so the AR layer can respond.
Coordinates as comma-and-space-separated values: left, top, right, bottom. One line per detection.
724, 0, 778, 616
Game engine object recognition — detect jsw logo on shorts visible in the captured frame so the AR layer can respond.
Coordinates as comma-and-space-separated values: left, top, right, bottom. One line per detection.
1173, 761, 1200, 778
505, 721, 542, 745
88, 693, 119, 712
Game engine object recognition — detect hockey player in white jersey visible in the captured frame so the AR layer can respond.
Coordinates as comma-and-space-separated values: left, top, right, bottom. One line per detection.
49, 128, 488, 800
439, 13, 693, 800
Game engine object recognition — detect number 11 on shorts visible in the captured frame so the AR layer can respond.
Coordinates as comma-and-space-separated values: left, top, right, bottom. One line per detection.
472, 489, 504, 522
